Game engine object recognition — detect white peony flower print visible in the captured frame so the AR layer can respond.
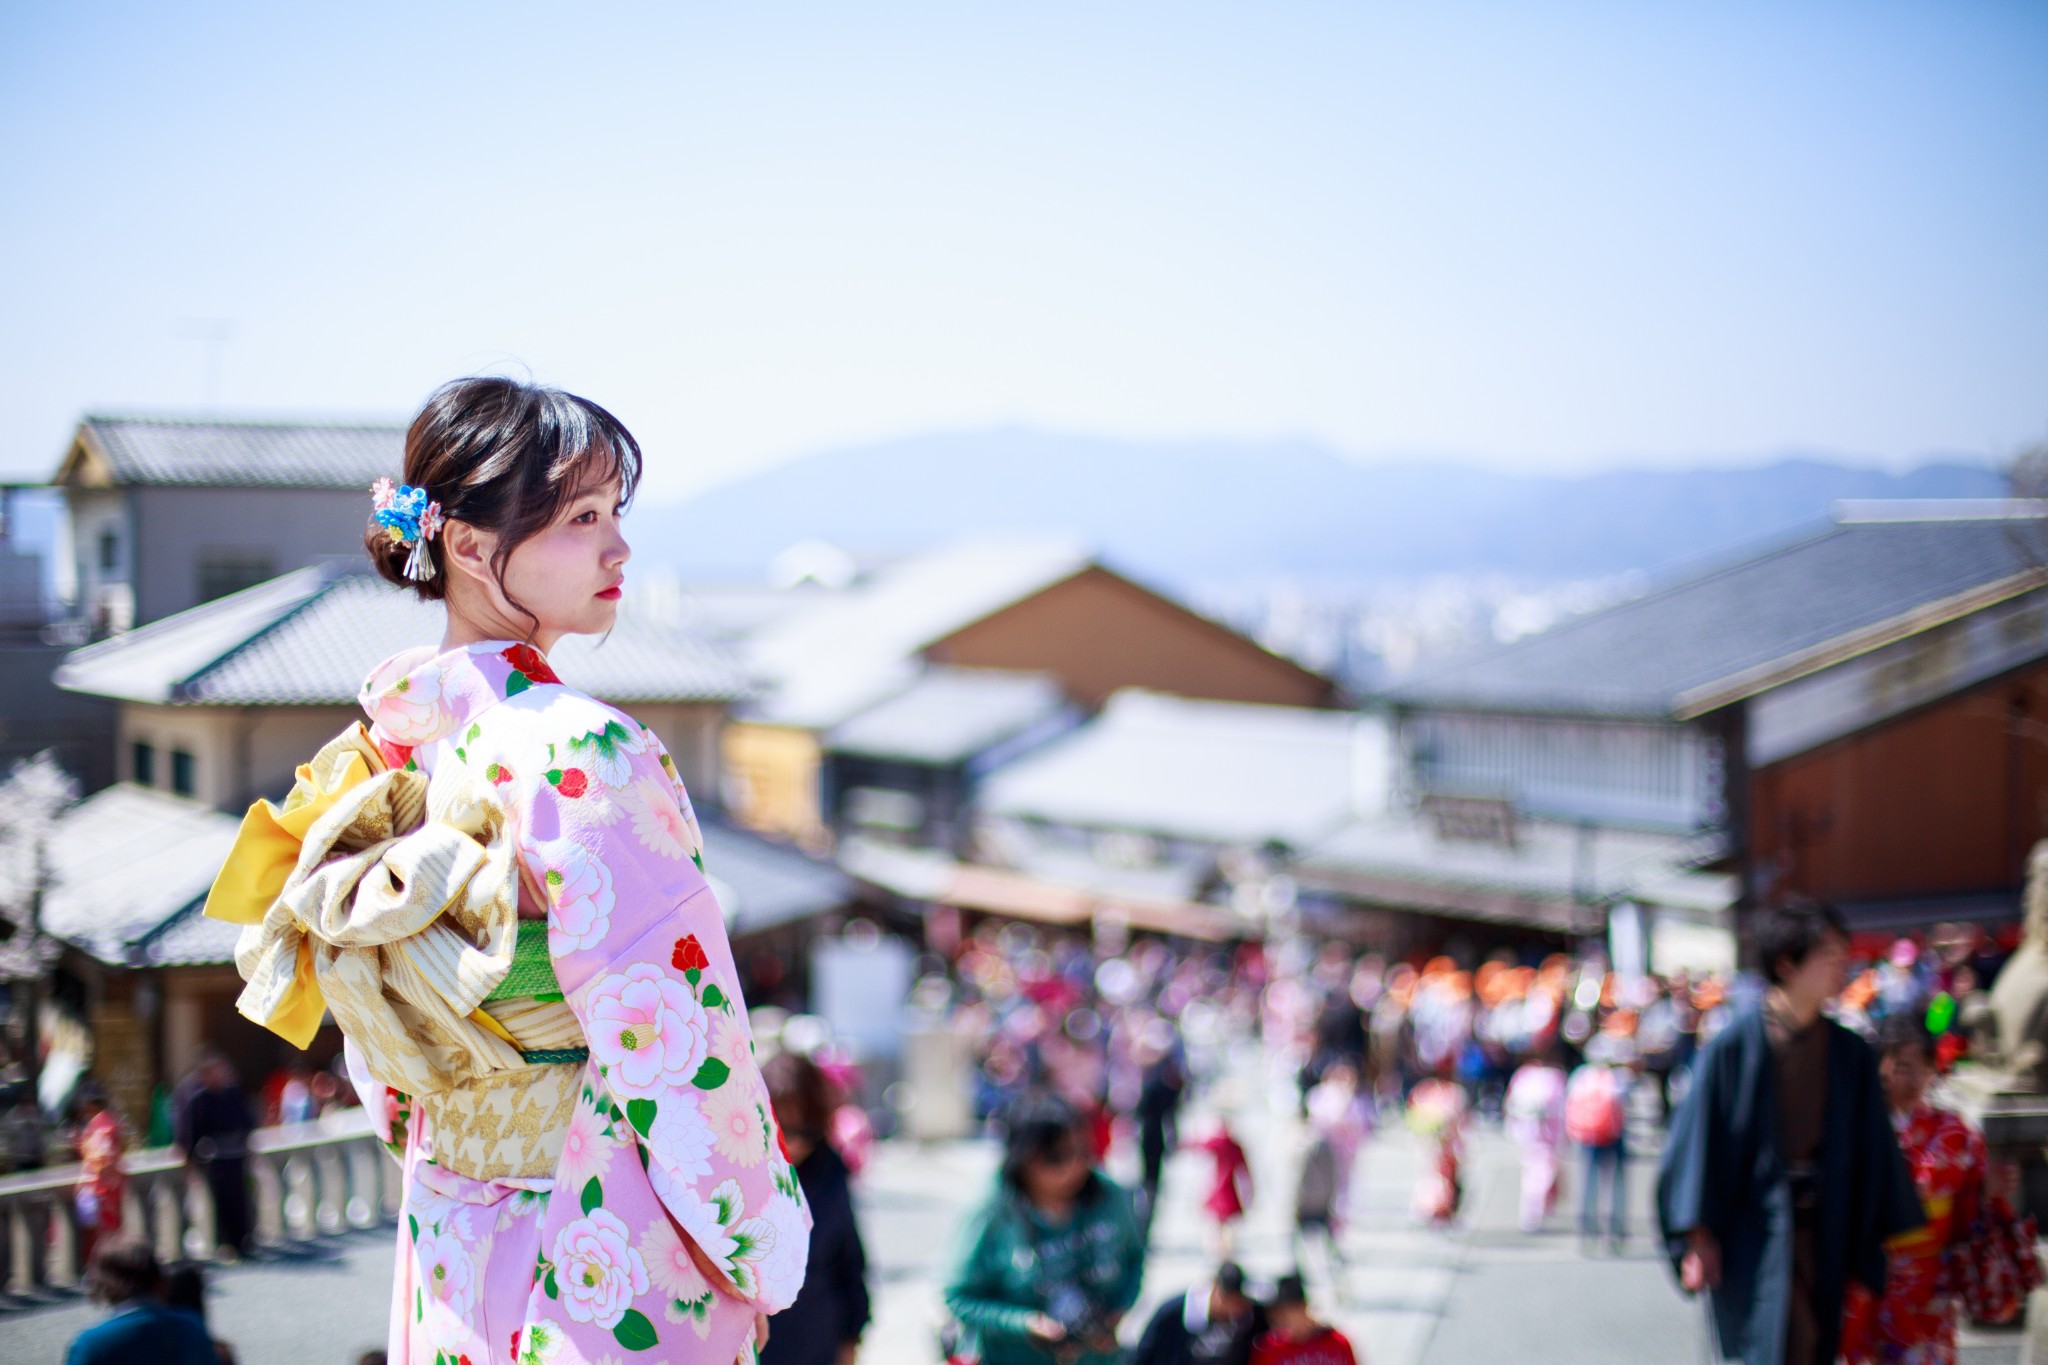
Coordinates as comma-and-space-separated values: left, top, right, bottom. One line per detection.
569, 719, 648, 790
701, 1080, 766, 1169
659, 1186, 741, 1285
555, 1100, 615, 1194
585, 964, 710, 1101
644, 1092, 716, 1186
376, 664, 448, 742
517, 1317, 568, 1365
745, 1190, 810, 1312
550, 1206, 650, 1331
414, 1223, 478, 1318
540, 843, 615, 956
622, 777, 695, 861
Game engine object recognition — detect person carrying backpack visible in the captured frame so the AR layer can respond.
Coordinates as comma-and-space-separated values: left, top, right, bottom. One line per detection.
1566, 1050, 1631, 1253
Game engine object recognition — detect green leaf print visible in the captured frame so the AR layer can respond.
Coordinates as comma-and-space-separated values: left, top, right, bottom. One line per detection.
611, 1309, 659, 1351
692, 1057, 730, 1090
701, 984, 726, 1009
581, 1175, 603, 1216
506, 670, 531, 696
544, 1267, 558, 1299
415, 1286, 423, 1322
408, 1213, 419, 1241
626, 1098, 657, 1138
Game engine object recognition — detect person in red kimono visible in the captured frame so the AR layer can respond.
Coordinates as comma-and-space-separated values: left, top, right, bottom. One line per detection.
71, 1085, 127, 1266
1842, 1014, 1988, 1364
1196, 1116, 1254, 1257
1249, 1272, 1359, 1365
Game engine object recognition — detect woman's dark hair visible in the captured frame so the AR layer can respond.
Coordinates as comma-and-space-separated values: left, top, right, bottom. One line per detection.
1756, 900, 1849, 985
366, 377, 642, 630
87, 1238, 160, 1305
163, 1260, 207, 1319
997, 1091, 1090, 1196
1879, 1012, 1936, 1063
760, 1049, 835, 1146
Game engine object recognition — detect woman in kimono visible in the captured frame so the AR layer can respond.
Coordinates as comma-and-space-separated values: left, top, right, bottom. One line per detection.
206, 378, 809, 1364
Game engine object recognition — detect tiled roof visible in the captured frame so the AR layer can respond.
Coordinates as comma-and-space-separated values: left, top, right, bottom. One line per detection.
824, 667, 1071, 764
76, 415, 404, 489
57, 566, 754, 706
976, 688, 1388, 849
41, 783, 244, 966
1388, 509, 2048, 719
742, 537, 1093, 728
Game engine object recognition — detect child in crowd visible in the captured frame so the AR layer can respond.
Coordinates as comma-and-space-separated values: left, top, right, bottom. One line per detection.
1250, 1272, 1360, 1365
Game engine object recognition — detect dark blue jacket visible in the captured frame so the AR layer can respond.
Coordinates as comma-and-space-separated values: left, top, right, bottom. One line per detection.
66, 1299, 216, 1365
760, 1141, 870, 1365
1655, 1004, 1923, 1365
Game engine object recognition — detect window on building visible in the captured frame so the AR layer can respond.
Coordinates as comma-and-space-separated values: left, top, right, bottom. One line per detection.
97, 528, 119, 574
196, 549, 278, 604
131, 741, 155, 787
170, 749, 195, 797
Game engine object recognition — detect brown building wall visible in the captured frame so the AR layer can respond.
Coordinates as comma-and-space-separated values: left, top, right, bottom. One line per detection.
1748, 657, 2048, 905
926, 566, 1337, 710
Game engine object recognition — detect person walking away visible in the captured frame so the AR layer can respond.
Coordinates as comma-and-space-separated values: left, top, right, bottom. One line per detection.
1196, 1114, 1255, 1258
164, 1261, 237, 1365
72, 1084, 128, 1267
1248, 1272, 1359, 1365
1840, 1016, 1991, 1364
761, 1050, 872, 1365
1134, 1020, 1186, 1231
1657, 901, 1925, 1365
65, 1239, 215, 1365
1566, 1054, 1630, 1252
1405, 1078, 1464, 1225
943, 1092, 1145, 1365
1129, 1261, 1267, 1365
173, 1051, 254, 1260
1293, 1125, 1344, 1297
1503, 1047, 1568, 1233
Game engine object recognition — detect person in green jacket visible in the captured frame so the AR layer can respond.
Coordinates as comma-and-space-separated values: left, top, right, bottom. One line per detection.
944, 1091, 1148, 1364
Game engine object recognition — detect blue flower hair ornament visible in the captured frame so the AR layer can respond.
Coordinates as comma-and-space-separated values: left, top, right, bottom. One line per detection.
370, 478, 445, 582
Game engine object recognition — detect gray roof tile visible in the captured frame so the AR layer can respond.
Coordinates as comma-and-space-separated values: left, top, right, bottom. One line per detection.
824, 667, 1070, 764
1388, 512, 2047, 718
81, 416, 404, 489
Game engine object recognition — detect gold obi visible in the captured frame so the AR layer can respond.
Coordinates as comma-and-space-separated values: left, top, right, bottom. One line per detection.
210, 725, 589, 1182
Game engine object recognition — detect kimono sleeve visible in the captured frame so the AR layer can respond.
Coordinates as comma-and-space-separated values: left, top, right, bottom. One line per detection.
505, 695, 813, 1315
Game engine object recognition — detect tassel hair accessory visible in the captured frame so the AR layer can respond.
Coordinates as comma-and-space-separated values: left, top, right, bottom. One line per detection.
370, 477, 445, 582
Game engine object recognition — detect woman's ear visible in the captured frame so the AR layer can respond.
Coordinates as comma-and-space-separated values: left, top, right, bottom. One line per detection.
439, 519, 496, 589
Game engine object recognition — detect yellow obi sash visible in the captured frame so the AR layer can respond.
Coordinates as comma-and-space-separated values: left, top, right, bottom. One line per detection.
205, 724, 587, 1181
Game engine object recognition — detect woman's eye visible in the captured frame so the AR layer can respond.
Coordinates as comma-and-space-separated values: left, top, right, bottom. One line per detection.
575, 510, 598, 524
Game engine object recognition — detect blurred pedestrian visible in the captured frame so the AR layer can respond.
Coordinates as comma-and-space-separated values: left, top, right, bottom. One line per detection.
1129, 1261, 1267, 1365
1195, 1114, 1254, 1257
1248, 1271, 1359, 1365
1566, 1050, 1630, 1252
65, 1239, 215, 1365
173, 1050, 255, 1260
1292, 1124, 1344, 1295
761, 1050, 872, 1365
943, 1092, 1145, 1365
1134, 1020, 1186, 1229
1405, 1078, 1464, 1226
1657, 901, 1924, 1365
1503, 1044, 1568, 1234
163, 1260, 236, 1365
1841, 1015, 1991, 1363
72, 1084, 127, 1266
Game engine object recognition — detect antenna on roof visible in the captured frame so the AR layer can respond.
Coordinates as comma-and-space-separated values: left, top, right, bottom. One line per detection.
172, 318, 234, 412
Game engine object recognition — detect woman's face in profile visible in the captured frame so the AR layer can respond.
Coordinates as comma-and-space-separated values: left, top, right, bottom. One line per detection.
491, 473, 632, 642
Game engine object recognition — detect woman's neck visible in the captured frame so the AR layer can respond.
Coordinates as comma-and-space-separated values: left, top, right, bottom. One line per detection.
441, 605, 556, 656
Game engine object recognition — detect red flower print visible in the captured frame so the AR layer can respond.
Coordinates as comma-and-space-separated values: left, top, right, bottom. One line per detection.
485, 762, 514, 785
500, 644, 561, 685
378, 740, 415, 771
549, 767, 589, 798
509, 1331, 521, 1360
776, 1126, 793, 1164
672, 934, 709, 974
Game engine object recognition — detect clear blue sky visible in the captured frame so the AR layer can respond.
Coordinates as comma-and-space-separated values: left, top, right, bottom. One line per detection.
2, 1, 2043, 501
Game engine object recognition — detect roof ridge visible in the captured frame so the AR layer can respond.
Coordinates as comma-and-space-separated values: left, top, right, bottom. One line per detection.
85, 412, 407, 432
172, 562, 361, 702
61, 564, 329, 669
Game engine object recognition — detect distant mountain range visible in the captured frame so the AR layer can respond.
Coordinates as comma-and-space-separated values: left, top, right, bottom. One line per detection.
630, 428, 2005, 587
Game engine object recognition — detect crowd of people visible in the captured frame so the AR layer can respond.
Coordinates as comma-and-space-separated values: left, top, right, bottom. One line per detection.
37, 901, 2046, 1364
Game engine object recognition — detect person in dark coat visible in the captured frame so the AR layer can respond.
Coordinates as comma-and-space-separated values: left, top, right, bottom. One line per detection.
760, 1050, 871, 1365
1134, 1020, 1186, 1229
65, 1239, 216, 1365
1656, 901, 1925, 1365
173, 1051, 256, 1260
1129, 1261, 1266, 1365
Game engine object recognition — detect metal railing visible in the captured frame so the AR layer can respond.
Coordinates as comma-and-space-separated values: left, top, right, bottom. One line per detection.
0, 1109, 399, 1296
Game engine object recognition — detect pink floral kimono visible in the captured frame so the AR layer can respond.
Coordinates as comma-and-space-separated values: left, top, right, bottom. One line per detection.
351, 640, 811, 1365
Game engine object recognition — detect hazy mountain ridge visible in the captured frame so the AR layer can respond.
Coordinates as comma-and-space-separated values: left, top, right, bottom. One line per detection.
633, 428, 2004, 586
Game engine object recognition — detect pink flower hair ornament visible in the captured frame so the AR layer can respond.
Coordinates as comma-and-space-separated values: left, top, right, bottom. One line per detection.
370, 477, 445, 582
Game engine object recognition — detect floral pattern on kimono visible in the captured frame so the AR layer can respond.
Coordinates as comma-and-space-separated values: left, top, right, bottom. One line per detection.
352, 640, 811, 1365
1843, 1102, 1986, 1365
